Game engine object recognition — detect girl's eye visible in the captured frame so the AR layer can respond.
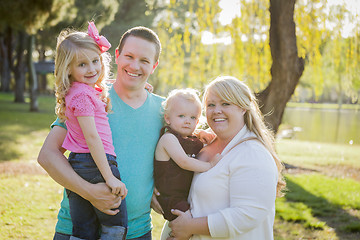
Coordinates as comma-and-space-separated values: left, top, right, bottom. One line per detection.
141, 59, 150, 64
179, 115, 185, 118
78, 63, 86, 67
222, 102, 230, 106
126, 55, 133, 59
191, 116, 197, 120
207, 103, 215, 107
93, 59, 99, 64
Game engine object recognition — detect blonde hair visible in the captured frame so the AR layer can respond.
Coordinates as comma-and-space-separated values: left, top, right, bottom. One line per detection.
203, 76, 286, 197
54, 29, 112, 121
162, 88, 202, 121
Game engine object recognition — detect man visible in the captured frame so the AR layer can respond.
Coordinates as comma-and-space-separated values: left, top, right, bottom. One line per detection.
38, 26, 164, 240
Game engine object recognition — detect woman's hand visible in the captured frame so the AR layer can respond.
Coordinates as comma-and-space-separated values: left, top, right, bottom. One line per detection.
169, 210, 193, 239
151, 187, 164, 214
87, 182, 122, 215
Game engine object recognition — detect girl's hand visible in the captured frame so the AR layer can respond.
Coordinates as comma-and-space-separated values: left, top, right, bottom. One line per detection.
194, 129, 216, 145
106, 177, 128, 199
145, 82, 153, 93
87, 182, 122, 215
169, 210, 193, 239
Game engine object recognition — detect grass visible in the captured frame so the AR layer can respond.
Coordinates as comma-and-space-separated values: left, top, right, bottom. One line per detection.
286, 102, 360, 110
0, 93, 360, 239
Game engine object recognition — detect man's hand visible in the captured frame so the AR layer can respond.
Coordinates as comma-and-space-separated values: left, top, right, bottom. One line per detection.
150, 187, 163, 214
87, 182, 122, 215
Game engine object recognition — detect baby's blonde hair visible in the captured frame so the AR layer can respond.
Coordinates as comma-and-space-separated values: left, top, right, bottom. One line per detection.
54, 29, 112, 121
162, 88, 202, 118
203, 76, 286, 197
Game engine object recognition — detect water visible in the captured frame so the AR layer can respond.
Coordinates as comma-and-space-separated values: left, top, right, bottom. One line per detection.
280, 107, 360, 145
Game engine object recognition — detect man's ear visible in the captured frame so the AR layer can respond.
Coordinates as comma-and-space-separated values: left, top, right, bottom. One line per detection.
151, 61, 159, 74
115, 49, 119, 64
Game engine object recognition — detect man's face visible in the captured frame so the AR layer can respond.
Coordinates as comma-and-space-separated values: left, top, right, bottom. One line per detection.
115, 36, 158, 91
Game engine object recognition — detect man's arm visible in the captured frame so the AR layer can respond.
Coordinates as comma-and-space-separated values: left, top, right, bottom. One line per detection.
37, 125, 121, 215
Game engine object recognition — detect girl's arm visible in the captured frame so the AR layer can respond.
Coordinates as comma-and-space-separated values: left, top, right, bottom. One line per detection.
37, 125, 122, 215
156, 133, 219, 172
77, 116, 127, 197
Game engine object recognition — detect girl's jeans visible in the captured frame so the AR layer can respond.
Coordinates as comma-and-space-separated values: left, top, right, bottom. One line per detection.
66, 152, 128, 240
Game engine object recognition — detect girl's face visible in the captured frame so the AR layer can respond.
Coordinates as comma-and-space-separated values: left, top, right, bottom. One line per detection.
164, 97, 201, 138
69, 49, 102, 87
205, 90, 246, 141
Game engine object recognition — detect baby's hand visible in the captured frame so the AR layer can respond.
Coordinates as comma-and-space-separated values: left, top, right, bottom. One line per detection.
210, 153, 222, 168
194, 129, 216, 145
106, 177, 127, 199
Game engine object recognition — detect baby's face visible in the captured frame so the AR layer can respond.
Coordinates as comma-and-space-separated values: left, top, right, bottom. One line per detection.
165, 98, 201, 137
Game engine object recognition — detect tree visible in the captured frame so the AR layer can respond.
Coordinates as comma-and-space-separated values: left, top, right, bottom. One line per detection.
0, 0, 118, 111
256, 0, 304, 133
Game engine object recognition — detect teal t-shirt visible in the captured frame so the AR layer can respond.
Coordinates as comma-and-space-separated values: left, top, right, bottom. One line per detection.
53, 87, 164, 239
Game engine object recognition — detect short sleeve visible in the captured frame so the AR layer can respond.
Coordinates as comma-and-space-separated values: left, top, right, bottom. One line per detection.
69, 92, 96, 117
51, 117, 67, 129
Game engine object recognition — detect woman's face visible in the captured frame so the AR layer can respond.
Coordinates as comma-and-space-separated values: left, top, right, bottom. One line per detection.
205, 90, 246, 141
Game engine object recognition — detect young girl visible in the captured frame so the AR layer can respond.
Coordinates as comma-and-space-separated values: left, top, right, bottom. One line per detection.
54, 22, 127, 240
154, 89, 220, 223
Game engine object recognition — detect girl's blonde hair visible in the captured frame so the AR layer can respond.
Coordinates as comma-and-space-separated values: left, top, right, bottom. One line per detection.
203, 76, 286, 197
162, 88, 202, 117
54, 29, 112, 121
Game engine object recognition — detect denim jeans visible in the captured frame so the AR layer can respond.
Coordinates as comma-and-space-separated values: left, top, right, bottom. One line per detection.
66, 152, 128, 240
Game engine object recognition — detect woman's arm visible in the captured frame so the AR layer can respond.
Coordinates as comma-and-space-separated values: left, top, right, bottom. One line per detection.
77, 116, 127, 197
37, 125, 121, 215
156, 133, 219, 172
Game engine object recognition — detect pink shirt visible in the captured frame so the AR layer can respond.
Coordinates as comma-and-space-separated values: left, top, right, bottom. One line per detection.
62, 82, 116, 156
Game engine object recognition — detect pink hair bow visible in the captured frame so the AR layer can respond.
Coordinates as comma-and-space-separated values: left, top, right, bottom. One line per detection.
88, 21, 111, 53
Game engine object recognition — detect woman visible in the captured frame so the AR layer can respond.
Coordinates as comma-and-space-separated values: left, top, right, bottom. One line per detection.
168, 76, 286, 240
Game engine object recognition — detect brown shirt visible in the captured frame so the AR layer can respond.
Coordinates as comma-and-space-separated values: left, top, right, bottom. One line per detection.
154, 126, 203, 221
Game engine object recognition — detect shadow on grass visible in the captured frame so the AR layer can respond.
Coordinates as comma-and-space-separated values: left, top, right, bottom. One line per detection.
0, 93, 56, 162
285, 178, 360, 239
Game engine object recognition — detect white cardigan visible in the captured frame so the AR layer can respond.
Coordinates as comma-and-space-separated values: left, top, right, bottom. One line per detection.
189, 126, 278, 240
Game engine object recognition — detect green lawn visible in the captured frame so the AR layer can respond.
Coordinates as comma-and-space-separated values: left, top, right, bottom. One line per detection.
1, 93, 359, 239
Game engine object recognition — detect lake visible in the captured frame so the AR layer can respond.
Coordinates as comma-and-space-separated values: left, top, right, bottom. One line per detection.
280, 107, 360, 145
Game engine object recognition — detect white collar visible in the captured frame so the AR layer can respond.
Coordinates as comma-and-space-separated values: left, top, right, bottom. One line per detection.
221, 125, 256, 156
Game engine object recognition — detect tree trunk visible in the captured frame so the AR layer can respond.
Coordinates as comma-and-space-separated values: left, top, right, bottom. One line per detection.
37, 46, 48, 93
28, 34, 38, 112
257, 0, 304, 134
14, 31, 27, 103
0, 27, 12, 92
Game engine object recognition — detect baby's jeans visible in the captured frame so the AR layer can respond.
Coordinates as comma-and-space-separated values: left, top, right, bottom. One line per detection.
66, 152, 128, 240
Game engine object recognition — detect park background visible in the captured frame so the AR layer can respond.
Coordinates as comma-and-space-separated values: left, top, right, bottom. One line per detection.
0, 0, 359, 239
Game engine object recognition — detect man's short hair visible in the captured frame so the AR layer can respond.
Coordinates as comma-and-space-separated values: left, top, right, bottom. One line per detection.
116, 26, 161, 62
